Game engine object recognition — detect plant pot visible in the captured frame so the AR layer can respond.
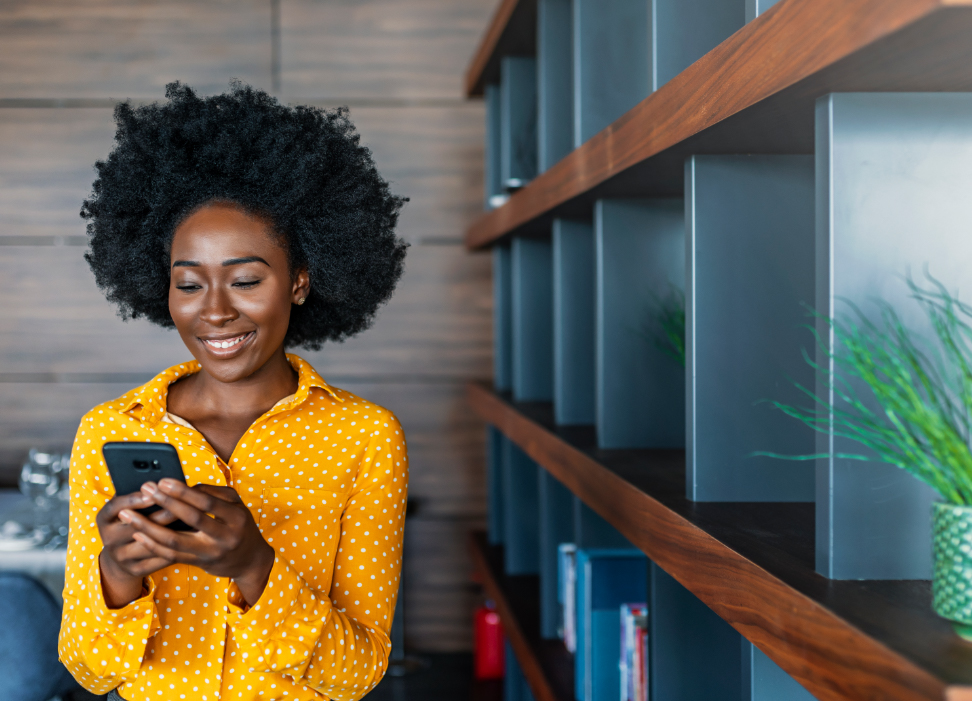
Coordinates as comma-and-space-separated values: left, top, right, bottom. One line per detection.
932, 502, 972, 640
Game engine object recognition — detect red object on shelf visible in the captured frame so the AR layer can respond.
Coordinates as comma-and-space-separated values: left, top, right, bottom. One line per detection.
473, 601, 505, 680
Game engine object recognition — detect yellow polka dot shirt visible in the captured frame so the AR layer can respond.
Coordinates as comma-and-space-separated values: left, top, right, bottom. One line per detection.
58, 355, 408, 701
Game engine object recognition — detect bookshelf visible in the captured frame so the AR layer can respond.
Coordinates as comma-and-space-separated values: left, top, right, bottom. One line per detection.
468, 383, 972, 700
463, 0, 972, 699
464, 0, 972, 248
470, 531, 574, 701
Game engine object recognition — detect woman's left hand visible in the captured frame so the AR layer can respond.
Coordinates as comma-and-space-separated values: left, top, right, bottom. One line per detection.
120, 479, 275, 606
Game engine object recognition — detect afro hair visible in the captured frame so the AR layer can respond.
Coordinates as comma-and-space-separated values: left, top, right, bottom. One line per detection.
81, 81, 408, 350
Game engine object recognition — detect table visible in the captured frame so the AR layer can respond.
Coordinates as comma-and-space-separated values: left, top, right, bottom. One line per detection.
0, 489, 67, 601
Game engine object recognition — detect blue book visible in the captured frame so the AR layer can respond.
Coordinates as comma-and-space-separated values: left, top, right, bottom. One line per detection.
574, 549, 648, 701
558, 543, 577, 649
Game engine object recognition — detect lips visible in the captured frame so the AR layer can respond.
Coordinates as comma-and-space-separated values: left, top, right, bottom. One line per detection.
199, 331, 254, 356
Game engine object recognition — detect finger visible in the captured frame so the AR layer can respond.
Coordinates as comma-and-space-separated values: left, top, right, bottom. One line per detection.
148, 508, 178, 526
113, 537, 158, 562
131, 532, 188, 565
151, 480, 222, 513
139, 488, 220, 535
100, 491, 153, 521
127, 557, 175, 579
127, 510, 201, 552
193, 484, 243, 504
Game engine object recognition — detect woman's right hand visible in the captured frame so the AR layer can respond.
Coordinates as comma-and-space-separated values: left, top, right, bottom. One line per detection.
96, 491, 179, 608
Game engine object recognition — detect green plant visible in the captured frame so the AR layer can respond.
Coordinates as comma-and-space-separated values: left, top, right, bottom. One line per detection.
653, 287, 686, 367
760, 275, 972, 506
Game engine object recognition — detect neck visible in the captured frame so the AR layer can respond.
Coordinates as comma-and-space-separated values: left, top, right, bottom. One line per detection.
182, 348, 299, 419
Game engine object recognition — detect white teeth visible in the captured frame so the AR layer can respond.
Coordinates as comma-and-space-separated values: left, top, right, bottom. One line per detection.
206, 334, 247, 350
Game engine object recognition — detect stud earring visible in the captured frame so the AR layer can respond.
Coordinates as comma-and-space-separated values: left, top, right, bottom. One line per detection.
297, 297, 306, 305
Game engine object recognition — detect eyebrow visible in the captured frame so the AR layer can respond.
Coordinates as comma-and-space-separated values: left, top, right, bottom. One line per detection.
222, 256, 270, 267
171, 256, 270, 269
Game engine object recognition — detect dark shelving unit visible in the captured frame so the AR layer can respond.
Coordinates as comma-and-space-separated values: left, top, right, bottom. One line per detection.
469, 382, 972, 701
463, 0, 972, 699
470, 531, 574, 701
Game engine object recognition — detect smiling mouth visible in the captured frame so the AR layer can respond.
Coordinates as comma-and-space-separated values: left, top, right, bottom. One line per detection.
201, 331, 254, 352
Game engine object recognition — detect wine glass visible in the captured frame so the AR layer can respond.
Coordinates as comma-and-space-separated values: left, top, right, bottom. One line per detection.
20, 449, 61, 532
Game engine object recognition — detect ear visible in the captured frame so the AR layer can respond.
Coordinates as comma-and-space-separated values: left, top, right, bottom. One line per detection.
291, 267, 311, 305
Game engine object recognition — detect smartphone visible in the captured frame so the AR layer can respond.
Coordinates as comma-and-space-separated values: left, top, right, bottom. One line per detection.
102, 442, 194, 531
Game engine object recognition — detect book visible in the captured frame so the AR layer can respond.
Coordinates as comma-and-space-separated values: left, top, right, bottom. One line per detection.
558, 543, 577, 653
620, 603, 648, 701
574, 549, 648, 701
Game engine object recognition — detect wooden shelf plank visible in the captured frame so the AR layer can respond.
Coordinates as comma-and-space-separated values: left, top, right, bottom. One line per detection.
465, 0, 536, 98
464, 0, 972, 249
466, 381, 972, 701
468, 530, 574, 701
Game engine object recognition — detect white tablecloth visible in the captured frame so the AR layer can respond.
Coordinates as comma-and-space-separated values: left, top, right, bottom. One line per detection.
0, 490, 67, 600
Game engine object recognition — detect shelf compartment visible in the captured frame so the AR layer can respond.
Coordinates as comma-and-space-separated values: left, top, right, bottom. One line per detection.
573, 0, 651, 147
502, 435, 541, 574
537, 0, 573, 172
684, 154, 815, 502
539, 468, 574, 639
552, 218, 595, 426
501, 57, 539, 190
466, 0, 537, 98
464, 0, 972, 249
512, 236, 553, 401
469, 530, 575, 701
813, 93, 972, 580
466, 380, 972, 701
651, 0, 746, 91
595, 198, 683, 449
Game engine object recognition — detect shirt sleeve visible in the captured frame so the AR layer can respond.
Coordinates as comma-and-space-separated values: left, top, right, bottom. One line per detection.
228, 410, 408, 701
57, 413, 161, 694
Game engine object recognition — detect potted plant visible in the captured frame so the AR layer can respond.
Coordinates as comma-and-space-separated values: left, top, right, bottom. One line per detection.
646, 286, 685, 367
763, 276, 972, 639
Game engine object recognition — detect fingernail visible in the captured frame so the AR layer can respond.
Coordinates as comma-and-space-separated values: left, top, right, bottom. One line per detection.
119, 510, 133, 523
159, 479, 177, 490
142, 482, 158, 495
132, 532, 145, 543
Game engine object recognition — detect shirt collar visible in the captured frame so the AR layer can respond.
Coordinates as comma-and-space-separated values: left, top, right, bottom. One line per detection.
121, 354, 341, 427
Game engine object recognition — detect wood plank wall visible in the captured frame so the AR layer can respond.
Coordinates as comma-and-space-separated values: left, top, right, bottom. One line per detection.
0, 0, 495, 652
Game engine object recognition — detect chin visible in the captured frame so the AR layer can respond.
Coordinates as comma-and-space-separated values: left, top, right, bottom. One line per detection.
195, 343, 269, 384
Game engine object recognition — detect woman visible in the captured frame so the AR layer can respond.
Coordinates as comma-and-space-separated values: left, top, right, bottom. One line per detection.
57, 82, 409, 701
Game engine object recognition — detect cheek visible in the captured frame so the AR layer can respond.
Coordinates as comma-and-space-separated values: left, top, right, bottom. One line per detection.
167, 288, 195, 328
237, 283, 293, 328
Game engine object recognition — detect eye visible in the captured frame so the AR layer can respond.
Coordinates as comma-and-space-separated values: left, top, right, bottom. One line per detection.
233, 279, 261, 289
175, 283, 201, 292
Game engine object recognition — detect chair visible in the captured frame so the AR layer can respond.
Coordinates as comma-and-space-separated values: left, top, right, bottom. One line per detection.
0, 572, 79, 701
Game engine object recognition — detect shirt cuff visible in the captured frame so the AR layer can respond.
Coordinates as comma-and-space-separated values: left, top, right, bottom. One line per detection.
89, 556, 158, 627
228, 553, 331, 676
79, 557, 159, 675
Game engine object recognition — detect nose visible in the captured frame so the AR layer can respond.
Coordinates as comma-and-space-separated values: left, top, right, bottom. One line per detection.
199, 285, 239, 327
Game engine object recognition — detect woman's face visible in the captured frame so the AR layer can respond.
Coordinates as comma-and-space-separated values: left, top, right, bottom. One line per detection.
168, 203, 309, 383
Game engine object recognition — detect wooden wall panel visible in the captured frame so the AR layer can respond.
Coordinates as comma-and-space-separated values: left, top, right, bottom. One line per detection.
337, 105, 486, 243
0, 0, 495, 653
282, 0, 497, 99
335, 381, 487, 519
0, 248, 187, 374
0, 0, 272, 97
0, 382, 136, 481
0, 246, 490, 379
404, 518, 484, 651
0, 109, 115, 240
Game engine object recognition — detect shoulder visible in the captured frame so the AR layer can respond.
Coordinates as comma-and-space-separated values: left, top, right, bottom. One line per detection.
314, 385, 403, 430
303, 384, 405, 443
77, 384, 144, 429
78, 361, 196, 431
